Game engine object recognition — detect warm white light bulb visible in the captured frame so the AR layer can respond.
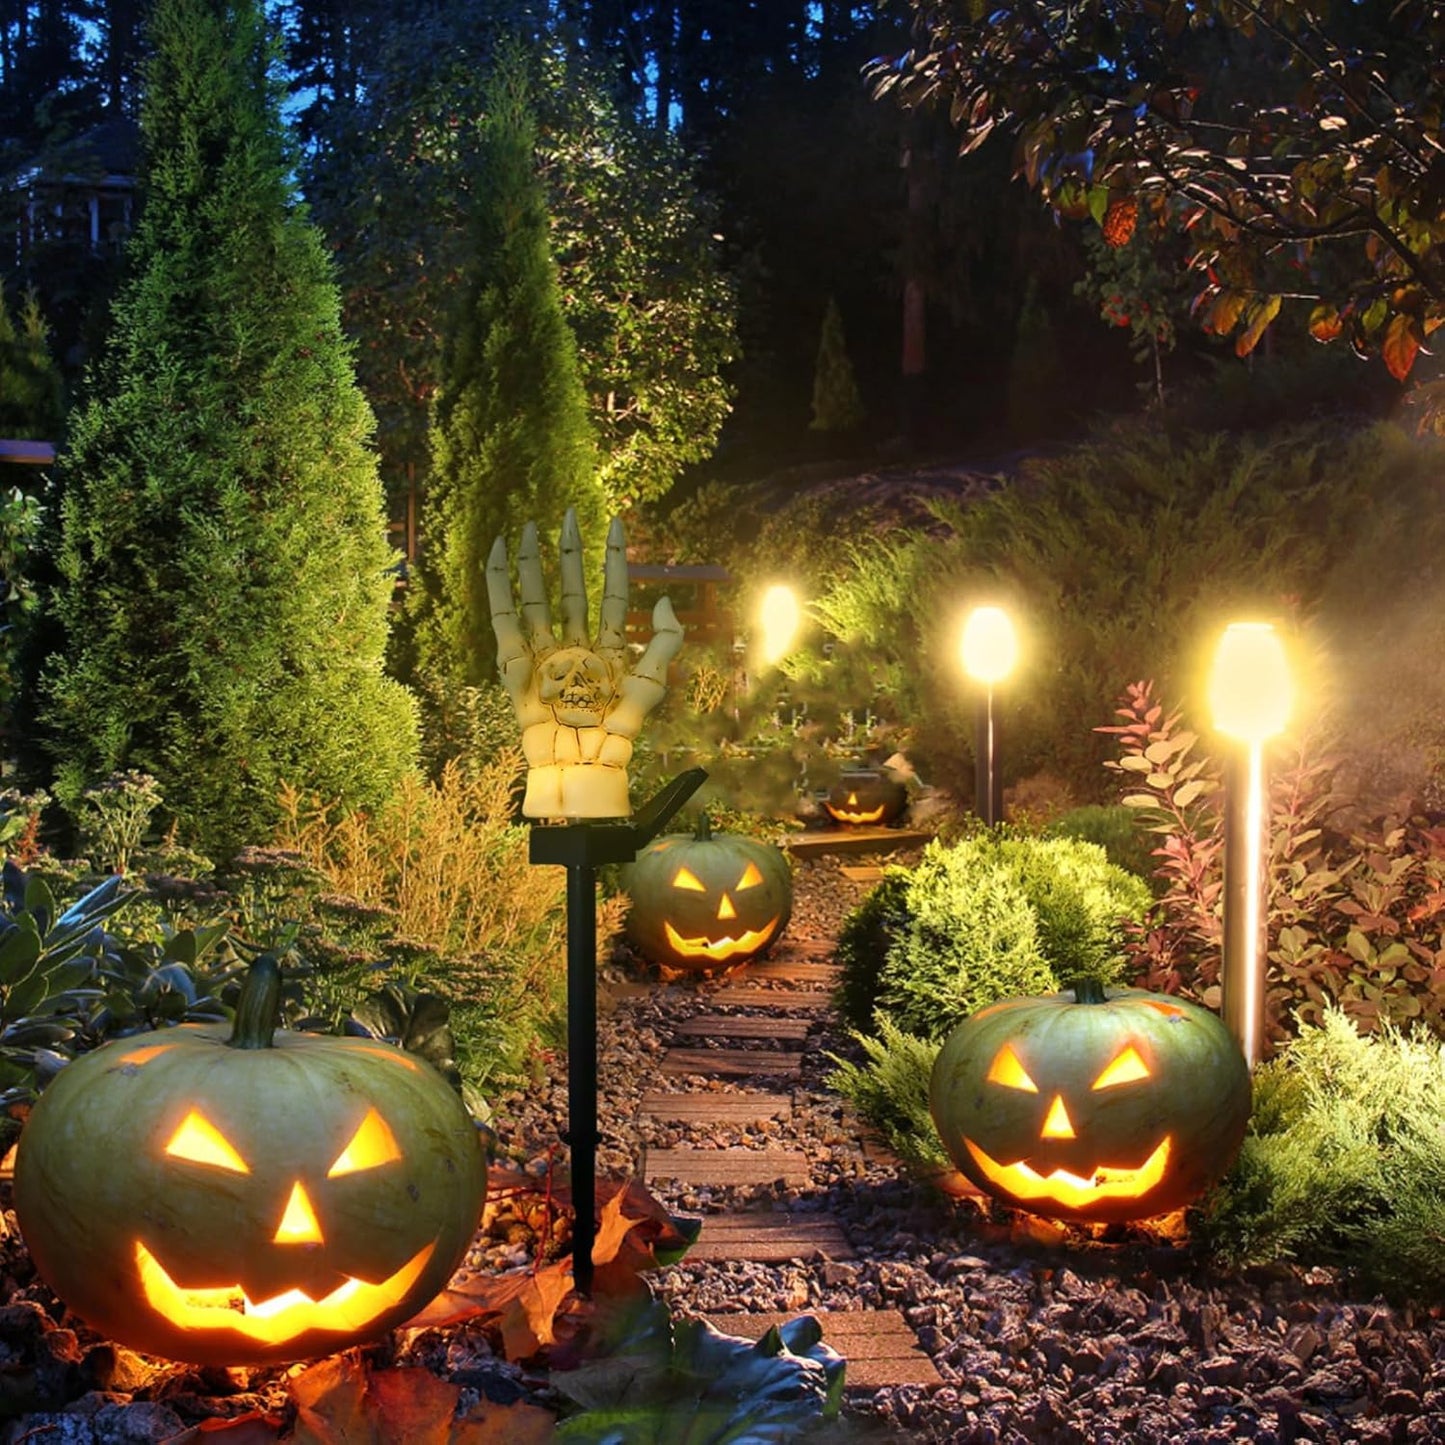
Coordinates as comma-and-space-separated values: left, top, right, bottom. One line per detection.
960, 605, 1018, 685
758, 584, 801, 665
1208, 622, 1292, 742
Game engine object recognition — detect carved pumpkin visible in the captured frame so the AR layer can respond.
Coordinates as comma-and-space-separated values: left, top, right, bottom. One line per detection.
14, 956, 486, 1366
626, 815, 792, 971
930, 979, 1251, 1224
824, 771, 906, 827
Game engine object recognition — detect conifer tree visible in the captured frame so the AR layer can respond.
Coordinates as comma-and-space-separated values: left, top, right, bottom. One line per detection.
809, 295, 866, 434
409, 42, 606, 693
38, 0, 417, 857
0, 285, 65, 442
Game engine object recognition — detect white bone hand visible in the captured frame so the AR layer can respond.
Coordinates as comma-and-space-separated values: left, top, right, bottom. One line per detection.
486, 509, 684, 819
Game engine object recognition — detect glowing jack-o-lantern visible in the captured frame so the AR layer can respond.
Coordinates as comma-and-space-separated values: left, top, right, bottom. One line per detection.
824, 771, 907, 827
929, 979, 1251, 1224
14, 955, 486, 1365
626, 815, 793, 972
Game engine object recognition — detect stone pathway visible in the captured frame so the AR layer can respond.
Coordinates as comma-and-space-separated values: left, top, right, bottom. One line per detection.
636, 830, 945, 1394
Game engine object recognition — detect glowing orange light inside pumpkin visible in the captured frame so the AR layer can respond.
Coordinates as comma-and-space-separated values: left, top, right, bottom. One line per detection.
673, 867, 706, 891
717, 892, 737, 920
273, 1183, 324, 1244
120, 1044, 175, 1067
662, 918, 780, 961
1040, 1095, 1076, 1139
986, 1045, 1038, 1093
165, 1111, 249, 1174
964, 1136, 1173, 1210
737, 862, 763, 890
134, 1240, 435, 1346
327, 1108, 403, 1178
1092, 1046, 1150, 1089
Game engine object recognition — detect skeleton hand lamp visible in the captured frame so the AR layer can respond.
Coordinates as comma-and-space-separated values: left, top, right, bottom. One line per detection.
487, 510, 684, 820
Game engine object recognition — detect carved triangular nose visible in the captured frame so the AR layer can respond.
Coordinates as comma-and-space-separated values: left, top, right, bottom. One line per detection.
1040, 1095, 1075, 1140
717, 892, 737, 921
273, 1182, 324, 1244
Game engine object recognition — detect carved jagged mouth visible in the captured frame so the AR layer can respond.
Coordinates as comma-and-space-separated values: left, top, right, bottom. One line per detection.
134, 1240, 435, 1344
964, 1136, 1172, 1212
664, 917, 779, 960
828, 805, 886, 824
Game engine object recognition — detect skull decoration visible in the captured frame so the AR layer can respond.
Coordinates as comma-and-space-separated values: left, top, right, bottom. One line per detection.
538, 645, 617, 729
930, 978, 1252, 1224
14, 957, 486, 1365
626, 815, 793, 972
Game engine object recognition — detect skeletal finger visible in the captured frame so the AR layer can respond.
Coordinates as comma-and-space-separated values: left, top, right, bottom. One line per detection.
632, 595, 685, 688
597, 516, 628, 651
517, 521, 555, 649
558, 507, 589, 645
486, 535, 528, 673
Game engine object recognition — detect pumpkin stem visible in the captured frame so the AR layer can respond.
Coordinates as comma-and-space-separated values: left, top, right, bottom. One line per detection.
695, 812, 712, 841
229, 953, 282, 1049
1071, 976, 1109, 1006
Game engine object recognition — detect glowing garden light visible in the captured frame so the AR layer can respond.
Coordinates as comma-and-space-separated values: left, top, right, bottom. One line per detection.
960, 605, 1019, 826
1207, 621, 1292, 1069
757, 584, 802, 667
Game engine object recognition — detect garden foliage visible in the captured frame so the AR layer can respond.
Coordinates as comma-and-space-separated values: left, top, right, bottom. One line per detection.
812, 420, 1436, 802
38, 0, 416, 858
305, 22, 735, 513
1102, 681, 1445, 1044
837, 832, 1151, 1040
274, 751, 599, 1086
1197, 1012, 1445, 1304
808, 296, 865, 434
0, 284, 64, 441
407, 41, 605, 696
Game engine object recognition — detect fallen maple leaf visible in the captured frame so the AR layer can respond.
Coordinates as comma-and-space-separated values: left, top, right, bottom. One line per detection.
451, 1399, 556, 1445
160, 1412, 284, 1444
498, 1259, 575, 1359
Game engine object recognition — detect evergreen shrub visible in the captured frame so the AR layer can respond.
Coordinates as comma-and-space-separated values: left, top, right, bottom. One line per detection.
837, 832, 1152, 1040
1196, 1011, 1445, 1304
38, 0, 417, 857
1046, 804, 1159, 889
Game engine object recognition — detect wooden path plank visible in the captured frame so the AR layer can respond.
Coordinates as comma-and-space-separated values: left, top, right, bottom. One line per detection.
785, 828, 931, 858
743, 960, 839, 985
839, 864, 886, 883
685, 1212, 856, 1262
675, 1015, 813, 1041
700, 986, 829, 1011
640, 1091, 793, 1122
700, 1310, 944, 1389
771, 938, 835, 959
660, 1047, 804, 1078
647, 1148, 811, 1186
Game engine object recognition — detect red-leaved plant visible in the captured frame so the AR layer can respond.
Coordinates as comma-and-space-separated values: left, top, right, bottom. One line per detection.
1100, 681, 1445, 1048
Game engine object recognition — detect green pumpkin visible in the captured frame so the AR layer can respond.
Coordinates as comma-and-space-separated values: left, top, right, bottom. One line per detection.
626, 815, 793, 971
14, 956, 486, 1366
824, 770, 907, 827
930, 978, 1251, 1224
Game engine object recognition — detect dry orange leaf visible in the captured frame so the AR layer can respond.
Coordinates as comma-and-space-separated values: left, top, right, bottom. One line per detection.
451, 1400, 557, 1445
160, 1411, 284, 1444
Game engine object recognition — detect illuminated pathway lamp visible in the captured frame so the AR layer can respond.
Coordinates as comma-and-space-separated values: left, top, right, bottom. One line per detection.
1207, 622, 1292, 1068
960, 605, 1018, 826
757, 584, 802, 668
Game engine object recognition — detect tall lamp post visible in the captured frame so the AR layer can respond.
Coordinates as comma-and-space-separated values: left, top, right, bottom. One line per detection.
1207, 621, 1292, 1069
960, 605, 1018, 827
758, 584, 801, 668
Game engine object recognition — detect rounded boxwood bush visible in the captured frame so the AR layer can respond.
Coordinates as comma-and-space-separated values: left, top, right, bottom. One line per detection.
837, 832, 1154, 1040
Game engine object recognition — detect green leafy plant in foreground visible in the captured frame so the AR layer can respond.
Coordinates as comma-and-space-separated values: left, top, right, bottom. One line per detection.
1195, 1011, 1445, 1303
552, 1296, 845, 1443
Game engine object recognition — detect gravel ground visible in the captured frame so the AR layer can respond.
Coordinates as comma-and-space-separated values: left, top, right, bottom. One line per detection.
487, 853, 1445, 1444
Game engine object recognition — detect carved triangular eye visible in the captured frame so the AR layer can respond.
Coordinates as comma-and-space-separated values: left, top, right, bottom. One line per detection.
736, 861, 764, 890
985, 1045, 1038, 1093
165, 1110, 250, 1173
673, 867, 707, 891
328, 1107, 403, 1177
1092, 1046, 1150, 1090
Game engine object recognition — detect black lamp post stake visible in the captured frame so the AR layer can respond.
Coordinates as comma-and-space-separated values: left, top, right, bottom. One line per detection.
975, 687, 1003, 827
528, 767, 706, 1296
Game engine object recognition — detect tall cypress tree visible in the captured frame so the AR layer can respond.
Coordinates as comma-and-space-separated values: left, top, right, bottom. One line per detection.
38, 0, 417, 857
409, 41, 605, 693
